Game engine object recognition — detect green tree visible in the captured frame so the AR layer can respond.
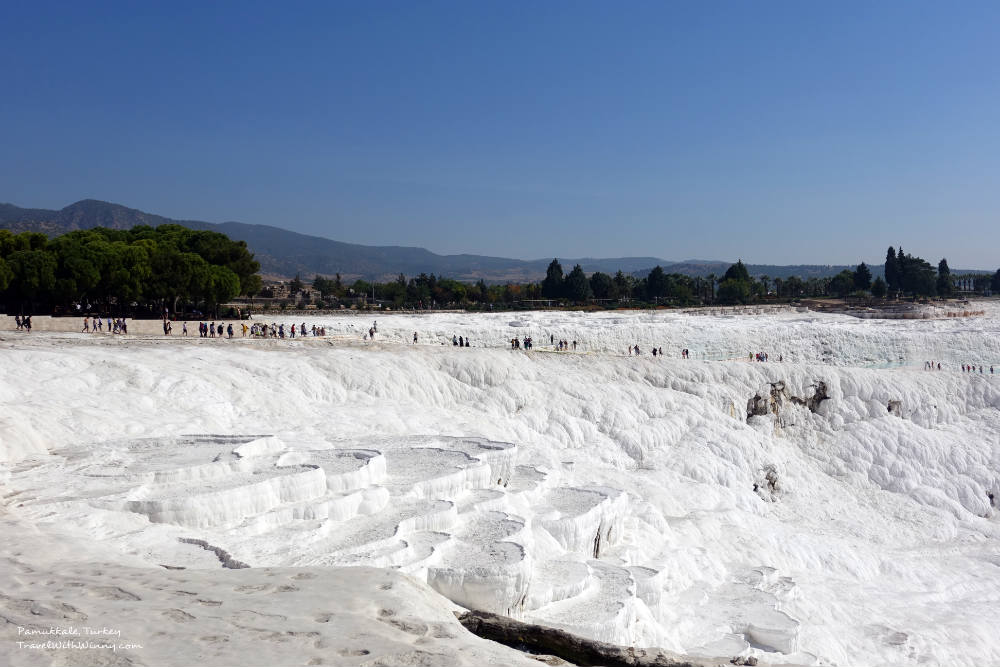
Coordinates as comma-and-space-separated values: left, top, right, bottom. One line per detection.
784, 275, 804, 298
723, 260, 751, 283
829, 269, 856, 298
113, 242, 152, 304
589, 271, 614, 299
0, 229, 19, 256
897, 251, 936, 296
7, 249, 57, 304
718, 261, 753, 303
885, 247, 899, 293
613, 270, 632, 300
646, 266, 668, 300
242, 274, 262, 300
871, 276, 887, 298
853, 262, 872, 291
183, 253, 213, 306
0, 256, 13, 291
541, 259, 564, 299
564, 264, 592, 302
716, 278, 751, 304
208, 265, 241, 316
936, 258, 952, 296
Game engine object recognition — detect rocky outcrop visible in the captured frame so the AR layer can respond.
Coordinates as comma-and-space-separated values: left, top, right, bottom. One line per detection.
456, 610, 719, 667
749, 380, 830, 422
753, 464, 782, 502
788, 381, 829, 413
746, 393, 770, 419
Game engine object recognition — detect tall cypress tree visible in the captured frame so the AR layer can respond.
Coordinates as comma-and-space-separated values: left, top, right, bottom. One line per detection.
936, 259, 952, 296
885, 247, 898, 292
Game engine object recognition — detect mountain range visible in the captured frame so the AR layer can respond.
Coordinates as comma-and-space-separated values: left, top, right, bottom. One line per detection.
1, 199, 884, 282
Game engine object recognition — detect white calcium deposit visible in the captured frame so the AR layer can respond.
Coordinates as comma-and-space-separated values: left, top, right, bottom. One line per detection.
1, 304, 999, 666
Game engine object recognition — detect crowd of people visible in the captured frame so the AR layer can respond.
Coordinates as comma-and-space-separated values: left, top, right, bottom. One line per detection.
8, 318, 997, 378
629, 344, 665, 356
247, 322, 327, 339
923, 361, 994, 374
164, 320, 331, 339
196, 321, 232, 338
81, 316, 127, 334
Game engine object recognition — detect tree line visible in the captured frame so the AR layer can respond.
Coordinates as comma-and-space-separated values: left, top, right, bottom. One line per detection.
4, 225, 997, 315
292, 252, 1000, 310
0, 225, 261, 316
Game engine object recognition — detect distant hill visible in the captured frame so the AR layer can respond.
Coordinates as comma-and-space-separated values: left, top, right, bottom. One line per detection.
0, 199, 675, 281
3, 199, 985, 282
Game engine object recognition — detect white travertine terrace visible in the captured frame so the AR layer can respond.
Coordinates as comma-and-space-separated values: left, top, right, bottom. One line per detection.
2, 304, 1000, 666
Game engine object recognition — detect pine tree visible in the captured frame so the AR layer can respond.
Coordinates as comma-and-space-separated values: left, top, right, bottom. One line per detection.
589, 271, 614, 299
541, 259, 564, 298
853, 262, 872, 291
613, 270, 631, 300
718, 261, 753, 303
646, 266, 668, 298
564, 264, 592, 302
723, 260, 751, 283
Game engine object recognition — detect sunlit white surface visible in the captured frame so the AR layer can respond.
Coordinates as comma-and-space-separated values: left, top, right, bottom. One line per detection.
2, 304, 999, 666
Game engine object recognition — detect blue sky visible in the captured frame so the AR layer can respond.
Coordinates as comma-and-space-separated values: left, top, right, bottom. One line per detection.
3, 1, 999, 267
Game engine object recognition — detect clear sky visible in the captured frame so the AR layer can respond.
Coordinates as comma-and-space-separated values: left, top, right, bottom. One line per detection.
3, 1, 999, 267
